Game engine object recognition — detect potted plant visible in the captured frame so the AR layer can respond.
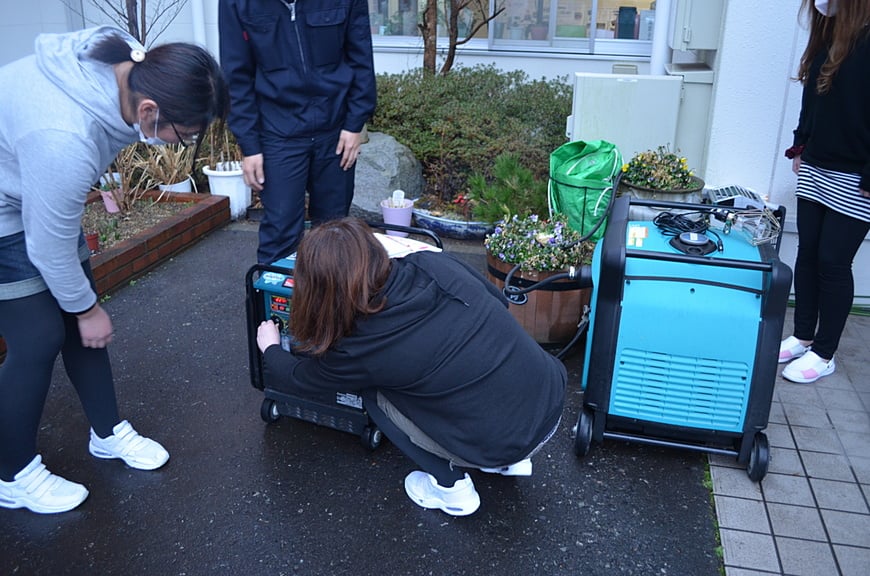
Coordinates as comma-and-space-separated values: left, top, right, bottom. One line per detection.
484, 213, 594, 344
138, 143, 195, 195
619, 145, 704, 220
201, 121, 251, 219
96, 144, 156, 214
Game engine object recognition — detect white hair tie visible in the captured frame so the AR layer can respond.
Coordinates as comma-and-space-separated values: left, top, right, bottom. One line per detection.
130, 49, 145, 63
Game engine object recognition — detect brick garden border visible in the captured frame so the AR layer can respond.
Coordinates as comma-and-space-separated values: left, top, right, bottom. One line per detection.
0, 192, 230, 365
88, 190, 230, 296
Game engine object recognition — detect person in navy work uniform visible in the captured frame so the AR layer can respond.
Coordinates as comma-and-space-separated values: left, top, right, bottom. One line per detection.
256, 218, 567, 516
219, 0, 377, 264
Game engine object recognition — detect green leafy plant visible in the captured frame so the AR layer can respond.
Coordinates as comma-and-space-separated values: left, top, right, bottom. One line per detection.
621, 146, 697, 190
468, 154, 549, 224
484, 213, 592, 271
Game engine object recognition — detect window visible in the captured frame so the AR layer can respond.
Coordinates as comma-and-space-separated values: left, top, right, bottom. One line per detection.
367, 1, 654, 57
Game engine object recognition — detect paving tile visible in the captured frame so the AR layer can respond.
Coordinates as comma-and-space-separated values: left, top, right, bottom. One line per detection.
720, 529, 781, 573
781, 402, 832, 428
767, 401, 786, 425
821, 509, 870, 547
777, 383, 825, 408
767, 502, 826, 540
833, 544, 870, 576
761, 473, 814, 506
802, 451, 857, 482
767, 446, 804, 476
853, 458, 870, 484
712, 464, 763, 499
791, 426, 844, 454
827, 408, 870, 434
858, 391, 870, 411
819, 388, 865, 412
775, 536, 838, 576
710, 452, 742, 469
725, 568, 781, 576
809, 478, 869, 513
838, 430, 870, 460
715, 495, 771, 533
765, 422, 795, 450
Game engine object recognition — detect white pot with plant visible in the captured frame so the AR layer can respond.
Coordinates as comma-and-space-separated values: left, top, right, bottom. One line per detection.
202, 122, 251, 219
137, 143, 196, 196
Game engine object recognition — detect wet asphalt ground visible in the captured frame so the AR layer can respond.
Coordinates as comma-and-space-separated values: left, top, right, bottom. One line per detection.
0, 219, 720, 576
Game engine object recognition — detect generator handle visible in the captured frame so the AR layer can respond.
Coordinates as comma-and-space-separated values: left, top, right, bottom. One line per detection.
625, 248, 777, 273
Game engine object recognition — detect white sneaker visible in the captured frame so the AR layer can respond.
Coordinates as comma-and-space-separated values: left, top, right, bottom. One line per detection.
779, 336, 809, 363
0, 455, 88, 514
782, 351, 836, 384
480, 458, 533, 476
89, 420, 169, 470
403, 471, 480, 516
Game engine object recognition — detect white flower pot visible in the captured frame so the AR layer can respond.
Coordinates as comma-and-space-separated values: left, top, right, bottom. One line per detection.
203, 163, 251, 219
158, 176, 193, 193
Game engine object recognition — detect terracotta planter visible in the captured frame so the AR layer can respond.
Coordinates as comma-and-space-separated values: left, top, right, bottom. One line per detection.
85, 232, 100, 254
485, 252, 590, 345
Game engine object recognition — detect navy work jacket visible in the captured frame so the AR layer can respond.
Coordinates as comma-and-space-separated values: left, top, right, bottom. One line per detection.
218, 0, 377, 156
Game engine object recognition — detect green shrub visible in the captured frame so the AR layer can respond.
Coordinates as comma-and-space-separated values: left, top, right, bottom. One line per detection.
468, 154, 549, 224
370, 65, 571, 205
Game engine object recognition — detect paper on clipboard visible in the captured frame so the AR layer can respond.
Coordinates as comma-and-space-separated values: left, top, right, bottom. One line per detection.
374, 233, 442, 258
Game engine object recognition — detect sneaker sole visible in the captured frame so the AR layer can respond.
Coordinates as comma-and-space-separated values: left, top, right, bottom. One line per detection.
89, 444, 169, 470
0, 489, 89, 514
403, 477, 480, 516
782, 362, 835, 384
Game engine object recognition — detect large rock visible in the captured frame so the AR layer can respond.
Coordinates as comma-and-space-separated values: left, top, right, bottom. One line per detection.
353, 131, 423, 214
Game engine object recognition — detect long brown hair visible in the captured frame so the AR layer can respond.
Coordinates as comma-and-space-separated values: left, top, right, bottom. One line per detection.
290, 218, 392, 356
797, 0, 870, 93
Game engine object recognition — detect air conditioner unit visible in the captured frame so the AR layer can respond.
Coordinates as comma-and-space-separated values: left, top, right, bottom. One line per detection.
565, 72, 682, 161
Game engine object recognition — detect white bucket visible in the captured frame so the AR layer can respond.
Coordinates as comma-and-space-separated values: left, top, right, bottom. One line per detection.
203, 163, 251, 219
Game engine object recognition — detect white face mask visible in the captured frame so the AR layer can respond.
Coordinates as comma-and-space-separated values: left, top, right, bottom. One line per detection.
815, 0, 837, 16
133, 108, 168, 146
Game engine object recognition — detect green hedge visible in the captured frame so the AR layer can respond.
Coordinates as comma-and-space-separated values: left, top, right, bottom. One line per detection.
370, 65, 572, 204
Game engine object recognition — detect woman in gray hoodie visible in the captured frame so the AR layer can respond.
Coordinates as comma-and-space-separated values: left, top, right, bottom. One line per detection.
0, 27, 228, 514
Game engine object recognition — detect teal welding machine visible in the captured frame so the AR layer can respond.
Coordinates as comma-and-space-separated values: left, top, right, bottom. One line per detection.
574, 195, 791, 480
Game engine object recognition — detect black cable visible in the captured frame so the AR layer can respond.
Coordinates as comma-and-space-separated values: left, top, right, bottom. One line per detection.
652, 210, 723, 252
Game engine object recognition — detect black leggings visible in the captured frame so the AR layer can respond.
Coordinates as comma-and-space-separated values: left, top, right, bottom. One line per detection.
0, 262, 119, 481
793, 198, 870, 359
361, 390, 465, 488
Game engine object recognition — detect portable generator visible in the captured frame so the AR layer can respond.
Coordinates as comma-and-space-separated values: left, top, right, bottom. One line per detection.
574, 195, 791, 481
244, 223, 442, 451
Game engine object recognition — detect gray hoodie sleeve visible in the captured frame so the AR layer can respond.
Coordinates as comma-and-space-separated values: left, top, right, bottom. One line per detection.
19, 129, 101, 313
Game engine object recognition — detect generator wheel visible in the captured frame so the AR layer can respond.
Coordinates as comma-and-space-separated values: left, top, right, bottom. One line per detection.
747, 432, 770, 482
361, 425, 382, 450
574, 408, 594, 458
260, 398, 280, 423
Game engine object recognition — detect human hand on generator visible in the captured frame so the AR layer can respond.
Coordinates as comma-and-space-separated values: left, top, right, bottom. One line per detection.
257, 320, 281, 353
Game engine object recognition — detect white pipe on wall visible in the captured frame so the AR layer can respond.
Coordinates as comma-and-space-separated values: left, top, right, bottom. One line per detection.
191, 0, 207, 46
649, 0, 672, 75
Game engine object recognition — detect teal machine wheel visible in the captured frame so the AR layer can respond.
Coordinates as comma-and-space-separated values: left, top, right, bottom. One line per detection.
575, 196, 790, 481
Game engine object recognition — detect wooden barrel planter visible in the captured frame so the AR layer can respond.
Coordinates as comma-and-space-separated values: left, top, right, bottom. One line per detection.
485, 252, 590, 345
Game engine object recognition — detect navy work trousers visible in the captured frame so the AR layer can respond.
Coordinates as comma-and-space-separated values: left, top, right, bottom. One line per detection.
257, 128, 355, 264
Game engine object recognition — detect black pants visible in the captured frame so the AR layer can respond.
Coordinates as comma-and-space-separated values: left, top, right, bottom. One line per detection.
0, 261, 119, 480
360, 390, 465, 488
793, 198, 870, 359
257, 128, 356, 264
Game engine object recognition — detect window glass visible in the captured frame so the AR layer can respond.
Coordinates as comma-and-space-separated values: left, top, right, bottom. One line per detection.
368, 0, 653, 56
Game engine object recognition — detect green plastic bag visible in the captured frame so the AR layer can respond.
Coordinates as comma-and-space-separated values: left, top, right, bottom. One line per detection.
548, 140, 622, 243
